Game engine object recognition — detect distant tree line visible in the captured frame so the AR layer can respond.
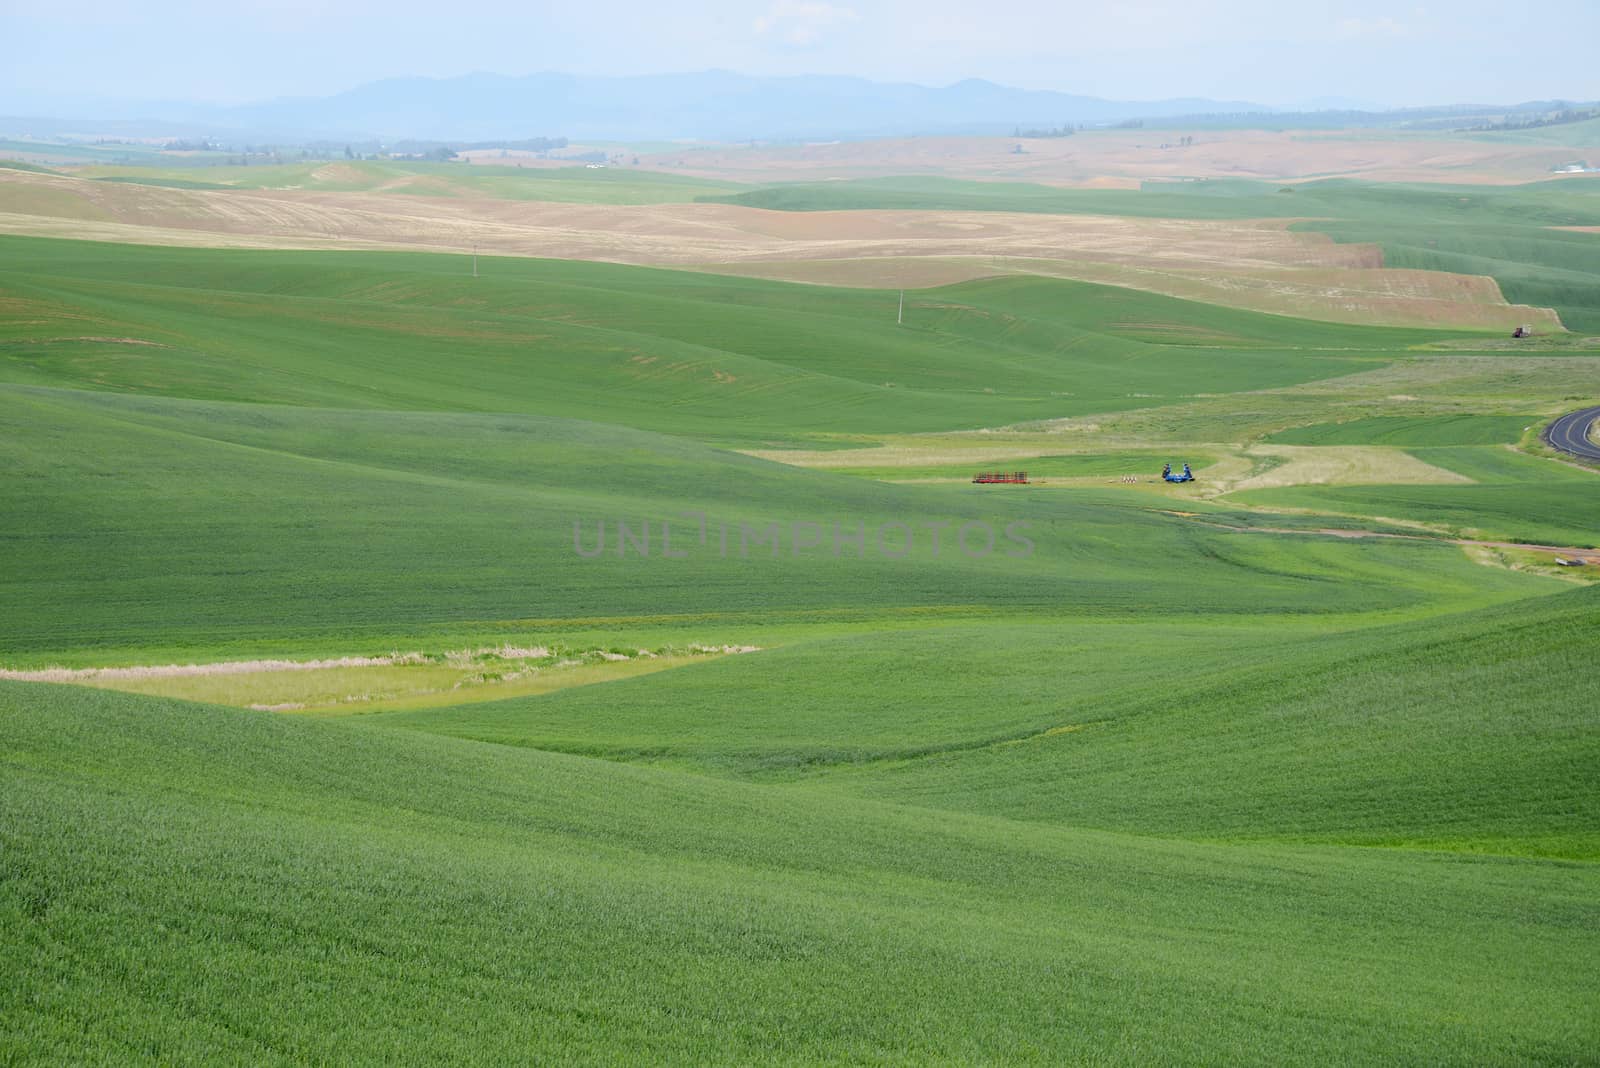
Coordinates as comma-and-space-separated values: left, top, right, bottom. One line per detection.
131, 134, 573, 167
1008, 118, 1152, 136
1136, 101, 1600, 132
1012, 124, 1078, 138
1461, 108, 1600, 132
388, 136, 569, 158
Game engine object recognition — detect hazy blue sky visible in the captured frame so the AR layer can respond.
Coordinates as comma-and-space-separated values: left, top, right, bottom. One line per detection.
5, 0, 1597, 108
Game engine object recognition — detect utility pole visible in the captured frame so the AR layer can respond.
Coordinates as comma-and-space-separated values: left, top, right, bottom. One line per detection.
897, 289, 904, 326
472, 243, 478, 278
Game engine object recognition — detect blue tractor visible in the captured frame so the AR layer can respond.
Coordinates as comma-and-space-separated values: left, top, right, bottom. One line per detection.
1162, 463, 1195, 483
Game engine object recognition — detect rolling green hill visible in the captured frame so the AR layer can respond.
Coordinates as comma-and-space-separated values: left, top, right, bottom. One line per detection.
2, 233, 1596, 1062
0, 236, 1438, 439
1, 236, 1565, 664
5, 678, 1597, 1063
371, 586, 1600, 858
4, 382, 1550, 664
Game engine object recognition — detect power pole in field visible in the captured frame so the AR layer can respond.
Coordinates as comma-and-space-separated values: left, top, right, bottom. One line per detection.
472, 243, 478, 278
897, 289, 904, 326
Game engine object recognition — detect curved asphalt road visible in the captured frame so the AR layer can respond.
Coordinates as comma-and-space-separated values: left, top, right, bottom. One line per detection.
1543, 406, 1600, 462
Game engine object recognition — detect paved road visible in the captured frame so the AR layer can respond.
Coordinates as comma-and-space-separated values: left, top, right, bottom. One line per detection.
1543, 405, 1600, 462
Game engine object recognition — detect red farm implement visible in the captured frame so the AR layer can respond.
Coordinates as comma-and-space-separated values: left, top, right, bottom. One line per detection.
972, 471, 1029, 484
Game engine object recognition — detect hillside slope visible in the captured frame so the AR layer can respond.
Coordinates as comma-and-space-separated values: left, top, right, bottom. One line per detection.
4, 680, 1597, 1063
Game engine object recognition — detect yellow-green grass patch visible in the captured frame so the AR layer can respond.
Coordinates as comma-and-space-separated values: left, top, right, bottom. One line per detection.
1228, 445, 1477, 491
4, 647, 749, 715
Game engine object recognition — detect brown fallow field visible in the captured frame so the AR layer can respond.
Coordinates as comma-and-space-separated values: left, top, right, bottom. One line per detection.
0, 166, 1560, 330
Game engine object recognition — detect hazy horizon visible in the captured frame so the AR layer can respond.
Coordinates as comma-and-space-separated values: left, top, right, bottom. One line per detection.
6, 1, 1598, 113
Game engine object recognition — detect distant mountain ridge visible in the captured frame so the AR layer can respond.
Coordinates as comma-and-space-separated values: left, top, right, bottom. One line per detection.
2, 71, 1270, 142
11, 72, 1586, 144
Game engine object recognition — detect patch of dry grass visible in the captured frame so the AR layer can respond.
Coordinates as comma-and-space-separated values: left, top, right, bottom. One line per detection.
0, 644, 761, 715
1228, 446, 1476, 492
0, 653, 430, 683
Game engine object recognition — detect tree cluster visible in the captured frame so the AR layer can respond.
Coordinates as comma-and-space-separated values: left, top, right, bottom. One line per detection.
1011, 124, 1079, 138
1462, 108, 1600, 132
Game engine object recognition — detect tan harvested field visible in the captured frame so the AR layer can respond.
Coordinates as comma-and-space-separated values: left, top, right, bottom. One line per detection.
0, 168, 1557, 329
1228, 445, 1475, 491
701, 258, 1556, 330
635, 130, 1600, 184
5, 166, 1381, 265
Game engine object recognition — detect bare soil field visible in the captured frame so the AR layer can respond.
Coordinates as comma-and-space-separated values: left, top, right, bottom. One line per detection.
0, 168, 1555, 329
635, 130, 1600, 184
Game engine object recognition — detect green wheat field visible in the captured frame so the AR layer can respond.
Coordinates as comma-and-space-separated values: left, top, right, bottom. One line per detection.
3, 168, 1599, 1067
